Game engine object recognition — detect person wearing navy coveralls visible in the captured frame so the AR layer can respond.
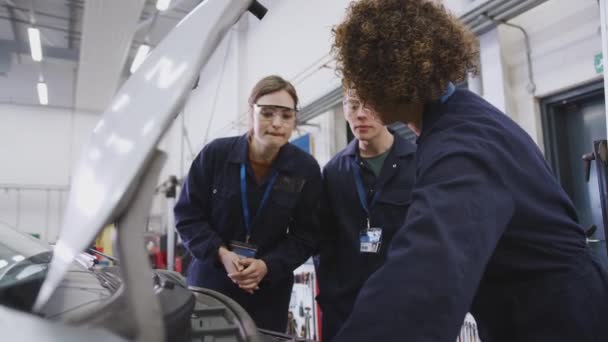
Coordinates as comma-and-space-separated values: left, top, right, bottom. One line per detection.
174, 75, 322, 332
330, 1, 608, 341
316, 88, 416, 341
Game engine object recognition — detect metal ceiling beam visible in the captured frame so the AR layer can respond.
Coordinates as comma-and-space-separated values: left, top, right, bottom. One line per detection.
68, 1, 83, 10
135, 0, 190, 36
0, 15, 79, 35
298, 87, 342, 124
1, 4, 72, 21
3, 4, 21, 63
66, 0, 77, 49
0, 39, 78, 60
4, 4, 20, 40
140, 9, 182, 21
459, 0, 549, 35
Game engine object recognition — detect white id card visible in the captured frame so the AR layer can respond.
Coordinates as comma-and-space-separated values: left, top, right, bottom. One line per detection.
360, 228, 383, 253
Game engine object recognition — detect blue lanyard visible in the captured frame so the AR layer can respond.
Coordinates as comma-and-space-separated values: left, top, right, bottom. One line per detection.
353, 161, 382, 224
440, 82, 455, 103
240, 163, 279, 241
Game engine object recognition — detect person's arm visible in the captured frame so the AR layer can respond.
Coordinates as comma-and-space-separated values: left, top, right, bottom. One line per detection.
259, 165, 323, 284
174, 143, 224, 261
333, 148, 515, 342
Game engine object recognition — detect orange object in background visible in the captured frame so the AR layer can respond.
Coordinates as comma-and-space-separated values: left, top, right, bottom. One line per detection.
95, 247, 104, 261
175, 256, 183, 273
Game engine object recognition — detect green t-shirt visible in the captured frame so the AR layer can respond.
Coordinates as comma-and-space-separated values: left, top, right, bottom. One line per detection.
362, 149, 390, 177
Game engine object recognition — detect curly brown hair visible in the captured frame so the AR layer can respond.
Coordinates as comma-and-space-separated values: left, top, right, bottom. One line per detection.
332, 0, 478, 109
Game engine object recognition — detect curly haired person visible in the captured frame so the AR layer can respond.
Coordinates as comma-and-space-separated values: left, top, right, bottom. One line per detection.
329, 1, 608, 341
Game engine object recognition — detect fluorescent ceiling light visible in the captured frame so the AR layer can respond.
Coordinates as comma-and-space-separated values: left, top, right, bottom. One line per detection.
130, 44, 151, 73
37, 82, 48, 105
28, 27, 43, 62
156, 0, 171, 11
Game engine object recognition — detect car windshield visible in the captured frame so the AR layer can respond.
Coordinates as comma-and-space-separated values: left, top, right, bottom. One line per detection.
0, 224, 53, 311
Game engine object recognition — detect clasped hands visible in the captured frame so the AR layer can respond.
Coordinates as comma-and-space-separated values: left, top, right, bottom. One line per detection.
218, 246, 268, 294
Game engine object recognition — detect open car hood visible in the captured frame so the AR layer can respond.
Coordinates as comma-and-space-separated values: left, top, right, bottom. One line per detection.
34, 0, 263, 312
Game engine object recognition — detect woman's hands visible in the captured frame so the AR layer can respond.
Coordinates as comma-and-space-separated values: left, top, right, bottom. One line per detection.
219, 246, 268, 294
218, 246, 243, 274
229, 258, 268, 294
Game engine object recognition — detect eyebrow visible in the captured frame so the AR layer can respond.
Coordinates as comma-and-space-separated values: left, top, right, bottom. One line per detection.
255, 104, 296, 110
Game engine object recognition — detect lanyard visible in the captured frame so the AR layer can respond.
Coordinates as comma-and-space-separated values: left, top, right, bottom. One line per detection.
440, 82, 456, 103
240, 163, 279, 241
353, 161, 382, 228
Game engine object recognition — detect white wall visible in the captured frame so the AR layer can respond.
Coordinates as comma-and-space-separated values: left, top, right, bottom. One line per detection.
240, 0, 349, 114
478, 28, 513, 114
0, 104, 99, 242
501, 0, 603, 146
0, 104, 100, 186
442, 0, 476, 16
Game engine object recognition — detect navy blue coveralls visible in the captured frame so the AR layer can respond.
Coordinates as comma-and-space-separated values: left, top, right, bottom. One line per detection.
174, 134, 322, 332
333, 88, 608, 342
316, 132, 416, 341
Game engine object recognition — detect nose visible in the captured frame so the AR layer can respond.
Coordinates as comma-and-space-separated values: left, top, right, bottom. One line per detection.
355, 106, 368, 120
271, 113, 282, 127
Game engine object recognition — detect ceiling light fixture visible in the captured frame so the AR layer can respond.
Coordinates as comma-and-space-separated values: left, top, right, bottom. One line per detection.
37, 82, 48, 105
27, 27, 43, 62
156, 0, 171, 11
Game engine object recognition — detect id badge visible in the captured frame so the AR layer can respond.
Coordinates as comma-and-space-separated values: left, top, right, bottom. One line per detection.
359, 228, 383, 253
229, 240, 258, 258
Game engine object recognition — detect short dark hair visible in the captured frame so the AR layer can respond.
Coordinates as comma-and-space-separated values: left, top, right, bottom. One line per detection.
332, 0, 478, 109
248, 75, 299, 109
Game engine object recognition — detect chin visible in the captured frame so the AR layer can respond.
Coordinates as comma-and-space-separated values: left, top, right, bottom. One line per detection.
263, 136, 287, 147
355, 131, 376, 141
